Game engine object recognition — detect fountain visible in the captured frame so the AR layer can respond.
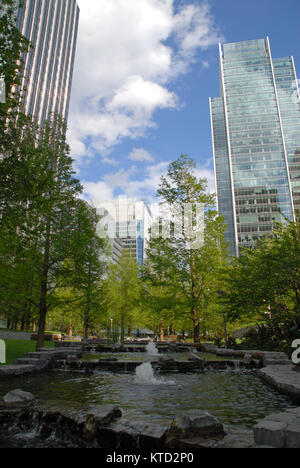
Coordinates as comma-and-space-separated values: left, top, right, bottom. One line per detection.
134, 362, 175, 385
145, 341, 160, 358
134, 341, 175, 385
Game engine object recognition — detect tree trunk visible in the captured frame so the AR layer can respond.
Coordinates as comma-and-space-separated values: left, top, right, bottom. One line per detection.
83, 310, 89, 340
37, 218, 51, 350
120, 311, 125, 345
84, 267, 92, 340
193, 309, 200, 343
67, 321, 73, 341
159, 320, 164, 342
37, 279, 47, 349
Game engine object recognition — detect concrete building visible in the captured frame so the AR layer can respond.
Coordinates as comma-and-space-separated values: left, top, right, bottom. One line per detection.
96, 198, 152, 266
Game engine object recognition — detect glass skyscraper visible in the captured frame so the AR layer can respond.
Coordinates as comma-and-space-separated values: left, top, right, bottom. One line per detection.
210, 38, 300, 256
16, 0, 80, 126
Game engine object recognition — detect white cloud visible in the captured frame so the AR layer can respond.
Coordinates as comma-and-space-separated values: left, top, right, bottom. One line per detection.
68, 0, 222, 165
82, 158, 215, 208
128, 148, 155, 163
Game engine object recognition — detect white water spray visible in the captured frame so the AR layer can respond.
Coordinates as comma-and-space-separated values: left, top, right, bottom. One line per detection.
134, 341, 175, 385
134, 362, 175, 386
145, 341, 159, 357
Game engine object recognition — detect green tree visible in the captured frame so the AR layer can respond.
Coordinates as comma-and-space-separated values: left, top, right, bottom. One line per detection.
105, 250, 141, 345
68, 200, 109, 339
142, 222, 180, 341
224, 219, 300, 328
0, 0, 30, 153
156, 155, 227, 342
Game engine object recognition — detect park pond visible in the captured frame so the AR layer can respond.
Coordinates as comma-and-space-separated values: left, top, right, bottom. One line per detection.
0, 369, 296, 432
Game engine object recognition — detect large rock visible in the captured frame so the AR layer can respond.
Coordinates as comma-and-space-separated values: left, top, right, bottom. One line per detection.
166, 410, 225, 446
3, 389, 35, 405
95, 419, 168, 449
83, 405, 122, 441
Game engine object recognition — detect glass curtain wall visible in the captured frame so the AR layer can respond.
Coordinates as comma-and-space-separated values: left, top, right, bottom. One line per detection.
16, 0, 80, 127
211, 38, 298, 255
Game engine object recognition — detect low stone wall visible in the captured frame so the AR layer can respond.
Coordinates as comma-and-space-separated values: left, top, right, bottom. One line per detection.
0, 348, 82, 380
0, 399, 254, 449
0, 332, 33, 341
50, 357, 255, 374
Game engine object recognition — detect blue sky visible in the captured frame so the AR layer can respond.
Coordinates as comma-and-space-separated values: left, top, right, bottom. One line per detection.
67, 0, 300, 209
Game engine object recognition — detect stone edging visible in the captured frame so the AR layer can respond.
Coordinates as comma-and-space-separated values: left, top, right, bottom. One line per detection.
259, 365, 300, 400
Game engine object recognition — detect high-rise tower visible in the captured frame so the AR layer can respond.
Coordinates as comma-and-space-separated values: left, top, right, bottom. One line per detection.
16, 0, 79, 126
210, 38, 300, 256
96, 198, 153, 266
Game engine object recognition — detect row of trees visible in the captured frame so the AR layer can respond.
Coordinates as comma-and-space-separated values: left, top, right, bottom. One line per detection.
101, 157, 300, 349
100, 155, 235, 344
0, 1, 108, 348
3, 1, 299, 350
0, 2, 239, 346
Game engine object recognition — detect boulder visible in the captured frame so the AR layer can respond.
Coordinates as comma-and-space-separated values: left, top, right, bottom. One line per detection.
3, 389, 35, 405
83, 405, 122, 441
166, 410, 225, 446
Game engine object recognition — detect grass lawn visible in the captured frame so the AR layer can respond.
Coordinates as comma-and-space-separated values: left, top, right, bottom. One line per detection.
1, 339, 55, 365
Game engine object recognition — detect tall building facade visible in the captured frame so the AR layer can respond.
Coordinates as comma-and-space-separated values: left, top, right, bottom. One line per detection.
210, 38, 300, 256
96, 198, 153, 266
16, 0, 79, 126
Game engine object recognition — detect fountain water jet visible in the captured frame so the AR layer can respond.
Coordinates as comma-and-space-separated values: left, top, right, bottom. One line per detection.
134, 362, 176, 386
145, 341, 160, 358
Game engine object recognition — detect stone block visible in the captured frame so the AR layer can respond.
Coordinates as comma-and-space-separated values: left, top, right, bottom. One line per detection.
253, 420, 287, 448
285, 419, 300, 448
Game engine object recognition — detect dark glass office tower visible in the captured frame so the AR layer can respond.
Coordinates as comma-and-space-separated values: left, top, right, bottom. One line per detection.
16, 0, 80, 126
210, 38, 300, 256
